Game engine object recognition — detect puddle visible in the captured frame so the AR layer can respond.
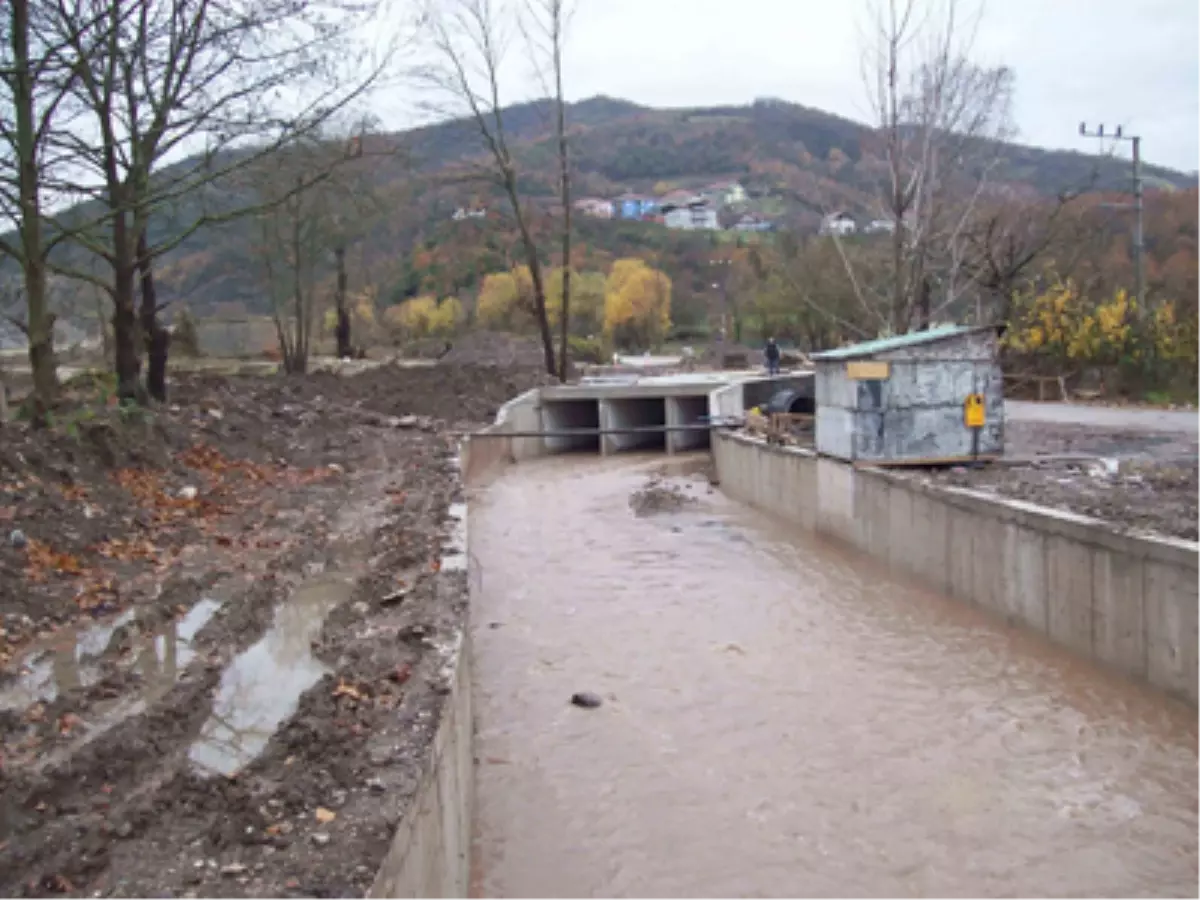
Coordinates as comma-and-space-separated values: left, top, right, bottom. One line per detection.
136, 598, 223, 700
441, 502, 468, 572
0, 609, 136, 711
188, 572, 356, 778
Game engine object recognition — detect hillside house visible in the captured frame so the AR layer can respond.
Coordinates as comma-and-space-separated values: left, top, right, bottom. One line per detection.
663, 199, 719, 231
615, 193, 659, 220
451, 206, 487, 221
863, 218, 896, 235
700, 180, 747, 207
819, 211, 856, 236
659, 189, 702, 208
731, 213, 774, 232
574, 197, 614, 219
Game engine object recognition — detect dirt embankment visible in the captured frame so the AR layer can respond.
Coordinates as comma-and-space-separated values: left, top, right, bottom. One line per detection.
927, 420, 1199, 541
0, 361, 541, 898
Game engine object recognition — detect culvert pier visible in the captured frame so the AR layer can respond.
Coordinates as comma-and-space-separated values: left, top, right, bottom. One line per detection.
487, 372, 815, 458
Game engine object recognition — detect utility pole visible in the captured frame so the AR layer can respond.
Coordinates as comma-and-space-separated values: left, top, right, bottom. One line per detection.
1079, 123, 1145, 308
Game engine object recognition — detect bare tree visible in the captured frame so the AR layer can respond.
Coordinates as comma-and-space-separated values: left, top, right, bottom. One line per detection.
847, 0, 1014, 333
244, 128, 390, 373
422, 0, 557, 377
959, 188, 1087, 323
523, 0, 573, 380
0, 1, 118, 417
44, 0, 400, 400
325, 124, 397, 359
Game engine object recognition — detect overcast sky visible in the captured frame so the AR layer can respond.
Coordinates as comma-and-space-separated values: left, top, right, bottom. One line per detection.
389, 0, 1199, 173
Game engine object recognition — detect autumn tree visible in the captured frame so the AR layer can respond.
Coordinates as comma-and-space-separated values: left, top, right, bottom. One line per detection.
545, 267, 604, 335
423, 0, 558, 377
603, 258, 671, 350
475, 265, 537, 331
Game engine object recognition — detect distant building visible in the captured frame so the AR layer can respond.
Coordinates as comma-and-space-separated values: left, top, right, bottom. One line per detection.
863, 218, 896, 235
700, 180, 747, 207
819, 211, 856, 236
574, 197, 614, 219
658, 189, 701, 208
731, 213, 774, 233
663, 199, 719, 231
614, 193, 659, 220
451, 206, 487, 221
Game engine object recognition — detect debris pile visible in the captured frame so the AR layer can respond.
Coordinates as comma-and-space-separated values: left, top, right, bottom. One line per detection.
629, 475, 695, 517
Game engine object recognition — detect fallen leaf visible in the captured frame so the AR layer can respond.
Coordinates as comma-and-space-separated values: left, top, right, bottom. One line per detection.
314, 807, 337, 824
332, 680, 364, 702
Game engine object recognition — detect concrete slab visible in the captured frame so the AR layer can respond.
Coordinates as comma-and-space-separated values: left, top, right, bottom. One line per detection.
1145, 560, 1198, 701
1092, 553, 1147, 679
1045, 536, 1095, 657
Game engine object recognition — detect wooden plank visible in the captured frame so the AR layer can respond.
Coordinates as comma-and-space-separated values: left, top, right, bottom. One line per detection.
846, 360, 890, 380
850, 454, 1002, 469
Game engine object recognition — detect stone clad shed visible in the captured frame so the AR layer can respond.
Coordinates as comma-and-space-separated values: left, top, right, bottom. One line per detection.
811, 324, 1005, 464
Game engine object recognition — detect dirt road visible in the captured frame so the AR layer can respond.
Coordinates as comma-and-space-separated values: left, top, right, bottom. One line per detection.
0, 362, 542, 898
1006, 400, 1198, 434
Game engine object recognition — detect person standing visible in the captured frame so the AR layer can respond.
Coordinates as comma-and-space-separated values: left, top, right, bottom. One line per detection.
764, 337, 780, 375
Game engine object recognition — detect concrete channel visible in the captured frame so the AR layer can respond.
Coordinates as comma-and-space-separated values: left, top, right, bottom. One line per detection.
374, 373, 1198, 897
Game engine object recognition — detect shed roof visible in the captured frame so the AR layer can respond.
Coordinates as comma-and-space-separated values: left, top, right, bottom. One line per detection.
810, 323, 999, 361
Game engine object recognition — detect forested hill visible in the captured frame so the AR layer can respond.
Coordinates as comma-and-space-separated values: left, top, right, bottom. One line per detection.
11, 94, 1194, 325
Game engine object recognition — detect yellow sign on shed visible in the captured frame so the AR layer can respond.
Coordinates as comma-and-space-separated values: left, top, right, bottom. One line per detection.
964, 393, 986, 428
846, 360, 891, 380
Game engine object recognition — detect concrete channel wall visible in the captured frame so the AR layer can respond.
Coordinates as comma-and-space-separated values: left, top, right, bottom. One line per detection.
711, 429, 1200, 704
369, 405, 536, 897
369, 633, 473, 897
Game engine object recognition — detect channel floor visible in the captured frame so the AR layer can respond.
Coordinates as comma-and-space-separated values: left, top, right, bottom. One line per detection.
468, 454, 1197, 898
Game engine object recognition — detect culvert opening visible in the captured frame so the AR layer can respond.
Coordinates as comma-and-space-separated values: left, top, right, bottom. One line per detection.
604, 397, 667, 453
542, 399, 601, 453
669, 395, 711, 453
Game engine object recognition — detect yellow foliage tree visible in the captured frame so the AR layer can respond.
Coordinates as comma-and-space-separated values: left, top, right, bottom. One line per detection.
384, 295, 440, 338
602, 258, 672, 350
1005, 278, 1199, 391
427, 296, 464, 336
476, 267, 536, 332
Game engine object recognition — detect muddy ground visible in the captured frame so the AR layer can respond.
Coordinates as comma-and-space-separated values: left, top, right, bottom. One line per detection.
927, 420, 1199, 541
0, 362, 543, 898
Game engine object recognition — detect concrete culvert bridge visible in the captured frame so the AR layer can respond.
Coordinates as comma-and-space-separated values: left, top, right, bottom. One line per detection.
540, 399, 600, 453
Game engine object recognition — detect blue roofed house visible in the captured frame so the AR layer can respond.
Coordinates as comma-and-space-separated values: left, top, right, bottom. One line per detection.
614, 193, 659, 220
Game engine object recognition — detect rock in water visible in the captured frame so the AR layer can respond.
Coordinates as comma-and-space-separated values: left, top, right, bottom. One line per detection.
570, 691, 603, 709
9, 529, 26, 549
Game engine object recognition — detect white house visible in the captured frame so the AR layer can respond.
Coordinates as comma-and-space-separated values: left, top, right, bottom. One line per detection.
701, 180, 747, 207
663, 200, 719, 231
863, 218, 896, 235
732, 213, 773, 232
451, 206, 487, 221
573, 197, 614, 219
819, 211, 857, 236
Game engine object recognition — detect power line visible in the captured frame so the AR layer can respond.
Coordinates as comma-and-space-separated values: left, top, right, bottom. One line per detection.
1079, 122, 1145, 308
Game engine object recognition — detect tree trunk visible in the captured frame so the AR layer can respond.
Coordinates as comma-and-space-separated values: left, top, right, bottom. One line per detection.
334, 245, 351, 358
504, 172, 556, 376
553, 21, 571, 383
137, 231, 169, 402
105, 203, 143, 400
11, 0, 57, 418
24, 259, 57, 415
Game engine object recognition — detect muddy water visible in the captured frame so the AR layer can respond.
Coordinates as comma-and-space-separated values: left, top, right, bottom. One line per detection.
470, 455, 1198, 898
189, 572, 356, 778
